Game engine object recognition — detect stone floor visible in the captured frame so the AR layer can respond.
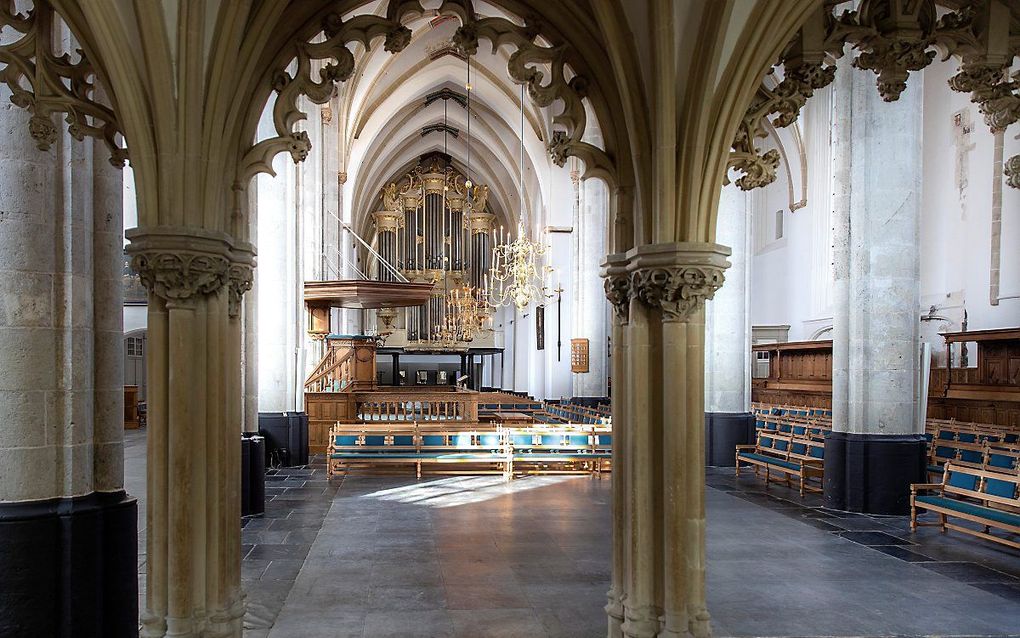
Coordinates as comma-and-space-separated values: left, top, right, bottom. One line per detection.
124, 430, 1020, 637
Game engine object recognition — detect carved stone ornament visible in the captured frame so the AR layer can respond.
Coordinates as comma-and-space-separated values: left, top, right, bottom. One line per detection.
228, 262, 255, 318
601, 243, 731, 323
0, 2, 128, 166
1004, 154, 1020, 190
125, 227, 256, 307
130, 251, 231, 303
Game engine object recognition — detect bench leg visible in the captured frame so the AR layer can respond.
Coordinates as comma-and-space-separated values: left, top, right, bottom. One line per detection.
940, 513, 947, 533
416, 461, 422, 479
910, 504, 917, 531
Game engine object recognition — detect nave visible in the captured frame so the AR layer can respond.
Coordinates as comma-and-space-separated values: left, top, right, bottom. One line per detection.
123, 429, 1020, 638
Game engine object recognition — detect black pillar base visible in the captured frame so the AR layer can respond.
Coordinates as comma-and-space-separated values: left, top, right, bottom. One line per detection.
705, 411, 755, 466
0, 491, 138, 638
823, 432, 926, 515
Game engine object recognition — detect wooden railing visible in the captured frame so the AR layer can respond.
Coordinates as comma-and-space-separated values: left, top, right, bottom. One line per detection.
304, 336, 377, 393
304, 345, 356, 393
352, 389, 479, 422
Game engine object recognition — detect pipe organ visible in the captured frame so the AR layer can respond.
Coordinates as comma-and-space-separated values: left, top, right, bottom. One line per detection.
372, 156, 496, 350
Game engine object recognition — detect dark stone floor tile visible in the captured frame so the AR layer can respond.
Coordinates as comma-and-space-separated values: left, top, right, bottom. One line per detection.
869, 545, 936, 562
837, 531, 915, 546
246, 543, 312, 560
972, 582, 1020, 602
921, 561, 1020, 583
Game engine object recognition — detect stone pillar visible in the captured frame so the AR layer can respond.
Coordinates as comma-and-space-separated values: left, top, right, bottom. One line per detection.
573, 175, 610, 399
602, 242, 729, 638
825, 56, 926, 515
0, 94, 137, 637
128, 228, 253, 638
703, 184, 753, 466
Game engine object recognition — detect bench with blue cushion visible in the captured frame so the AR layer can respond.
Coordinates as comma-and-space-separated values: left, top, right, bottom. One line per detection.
911, 462, 1020, 550
504, 426, 611, 476
327, 424, 510, 478
735, 431, 824, 496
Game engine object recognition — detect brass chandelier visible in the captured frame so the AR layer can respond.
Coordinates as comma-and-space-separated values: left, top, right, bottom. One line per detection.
488, 82, 552, 311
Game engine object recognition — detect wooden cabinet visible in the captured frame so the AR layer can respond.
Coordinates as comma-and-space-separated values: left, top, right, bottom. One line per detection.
124, 385, 139, 429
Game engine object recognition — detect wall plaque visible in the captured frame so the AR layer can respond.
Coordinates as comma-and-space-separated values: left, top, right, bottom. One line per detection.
571, 338, 590, 373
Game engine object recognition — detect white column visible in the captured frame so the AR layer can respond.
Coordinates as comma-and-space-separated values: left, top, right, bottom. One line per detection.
705, 184, 751, 414
703, 184, 753, 464
573, 177, 610, 398
826, 56, 926, 514
255, 117, 300, 412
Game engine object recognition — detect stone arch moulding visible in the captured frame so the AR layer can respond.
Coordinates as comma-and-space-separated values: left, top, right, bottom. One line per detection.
0, 2, 128, 166
728, 0, 1020, 193
237, 0, 620, 213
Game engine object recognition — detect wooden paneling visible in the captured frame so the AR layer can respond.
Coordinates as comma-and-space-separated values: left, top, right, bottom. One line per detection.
755, 331, 1020, 428
751, 340, 833, 408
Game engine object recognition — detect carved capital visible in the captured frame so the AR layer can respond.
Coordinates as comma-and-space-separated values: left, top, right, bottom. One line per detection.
602, 243, 730, 323
599, 243, 730, 322
630, 264, 726, 322
600, 253, 631, 323
126, 227, 256, 307
228, 260, 255, 319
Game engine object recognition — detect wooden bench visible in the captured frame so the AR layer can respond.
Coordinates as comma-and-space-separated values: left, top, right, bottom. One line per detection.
735, 431, 824, 496
910, 462, 1020, 550
327, 424, 510, 478
505, 425, 611, 476
327, 422, 613, 479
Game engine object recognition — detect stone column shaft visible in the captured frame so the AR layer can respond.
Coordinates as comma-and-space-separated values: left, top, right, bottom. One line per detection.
825, 52, 926, 515
130, 228, 252, 638
0, 93, 137, 637
703, 184, 753, 466
603, 242, 728, 638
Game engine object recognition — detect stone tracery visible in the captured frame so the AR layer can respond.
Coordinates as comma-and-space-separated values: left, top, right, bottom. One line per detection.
728, 0, 1020, 192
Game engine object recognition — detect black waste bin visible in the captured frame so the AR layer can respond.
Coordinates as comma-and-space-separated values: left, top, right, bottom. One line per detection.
241, 433, 266, 516
259, 411, 308, 468
285, 411, 309, 466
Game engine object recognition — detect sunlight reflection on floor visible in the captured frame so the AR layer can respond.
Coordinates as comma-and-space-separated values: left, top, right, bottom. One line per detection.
358, 474, 583, 508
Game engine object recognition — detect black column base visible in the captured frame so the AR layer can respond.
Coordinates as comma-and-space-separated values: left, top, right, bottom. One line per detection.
823, 432, 926, 515
705, 412, 755, 466
0, 491, 138, 638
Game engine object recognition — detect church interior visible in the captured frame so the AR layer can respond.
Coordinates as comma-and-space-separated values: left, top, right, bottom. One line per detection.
1, 1, 1020, 637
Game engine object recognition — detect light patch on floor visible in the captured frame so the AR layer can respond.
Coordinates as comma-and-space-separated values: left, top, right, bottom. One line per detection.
358, 474, 583, 508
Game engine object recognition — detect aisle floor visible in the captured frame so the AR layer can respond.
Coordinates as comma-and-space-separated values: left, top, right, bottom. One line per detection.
123, 432, 1020, 637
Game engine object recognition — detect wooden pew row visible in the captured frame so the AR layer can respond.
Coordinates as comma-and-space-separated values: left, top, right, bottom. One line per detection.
911, 462, 1020, 550
326, 422, 612, 479
735, 431, 825, 496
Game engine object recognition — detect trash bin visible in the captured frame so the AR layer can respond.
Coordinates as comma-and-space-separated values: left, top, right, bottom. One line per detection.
241, 433, 266, 516
259, 411, 308, 468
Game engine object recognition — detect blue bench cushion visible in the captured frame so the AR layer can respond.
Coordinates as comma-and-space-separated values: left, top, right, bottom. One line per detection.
364, 435, 386, 446
392, 436, 415, 446
478, 433, 501, 448
421, 435, 446, 446
334, 435, 359, 446
567, 434, 590, 447
915, 495, 1020, 528
737, 452, 801, 472
331, 453, 420, 459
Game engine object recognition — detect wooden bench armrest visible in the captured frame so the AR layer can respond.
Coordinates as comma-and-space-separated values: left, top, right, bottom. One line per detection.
735, 445, 756, 452
910, 483, 943, 494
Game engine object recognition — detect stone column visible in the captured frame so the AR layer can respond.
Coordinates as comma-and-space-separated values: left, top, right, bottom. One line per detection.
0, 94, 137, 637
573, 175, 610, 398
128, 228, 253, 638
825, 55, 926, 515
703, 184, 753, 465
602, 242, 729, 638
